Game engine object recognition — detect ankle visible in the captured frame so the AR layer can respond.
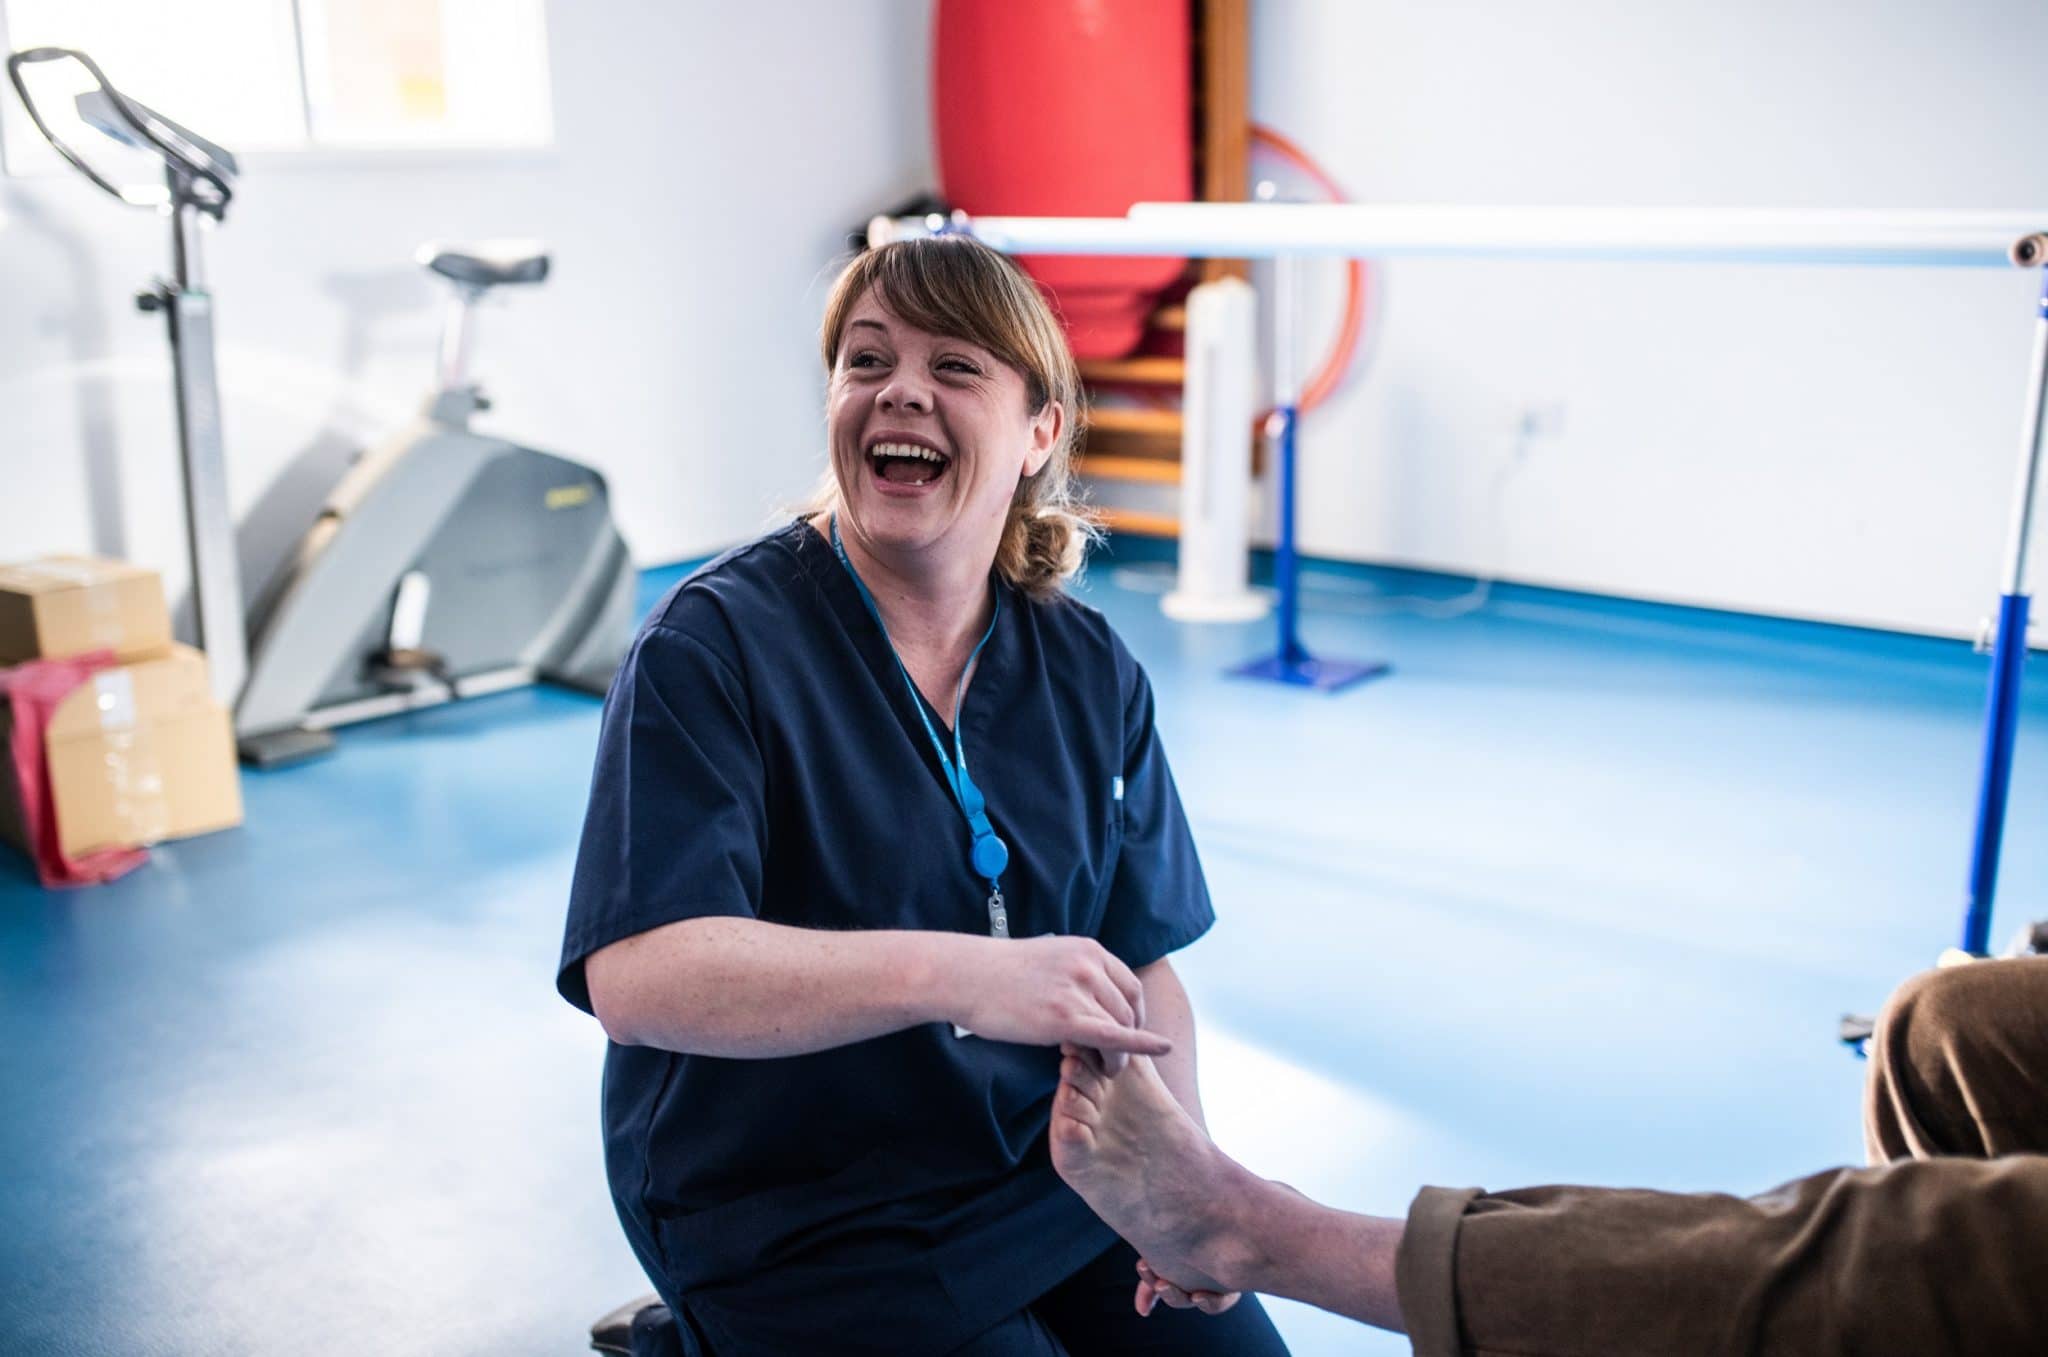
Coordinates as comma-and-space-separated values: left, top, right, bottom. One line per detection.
1190, 1153, 1282, 1292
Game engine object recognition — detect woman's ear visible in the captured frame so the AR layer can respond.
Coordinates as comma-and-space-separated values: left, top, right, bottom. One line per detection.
1022, 401, 1063, 479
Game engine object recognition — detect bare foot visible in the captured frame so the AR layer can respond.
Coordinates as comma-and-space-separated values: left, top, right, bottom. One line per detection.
1049, 1049, 1255, 1295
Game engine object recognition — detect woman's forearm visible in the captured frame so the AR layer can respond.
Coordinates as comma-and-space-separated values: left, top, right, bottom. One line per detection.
586, 916, 982, 1057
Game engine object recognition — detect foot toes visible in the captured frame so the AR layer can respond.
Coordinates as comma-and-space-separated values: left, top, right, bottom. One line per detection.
1055, 1078, 1101, 1122
1062, 1056, 1107, 1102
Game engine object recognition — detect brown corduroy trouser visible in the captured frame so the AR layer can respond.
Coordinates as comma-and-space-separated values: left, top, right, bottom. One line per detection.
1395, 958, 2048, 1356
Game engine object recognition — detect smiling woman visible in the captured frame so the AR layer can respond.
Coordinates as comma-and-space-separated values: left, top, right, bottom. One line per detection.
811, 238, 1095, 603
556, 236, 1291, 1354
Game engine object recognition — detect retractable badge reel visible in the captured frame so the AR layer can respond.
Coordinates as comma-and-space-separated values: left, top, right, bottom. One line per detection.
952, 771, 1009, 1038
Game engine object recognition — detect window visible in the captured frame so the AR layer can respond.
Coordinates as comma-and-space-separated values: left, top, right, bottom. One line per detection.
1, 0, 551, 175
299, 0, 552, 149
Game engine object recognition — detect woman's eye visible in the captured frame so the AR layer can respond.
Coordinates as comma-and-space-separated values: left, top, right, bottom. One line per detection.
939, 358, 982, 375
848, 352, 884, 369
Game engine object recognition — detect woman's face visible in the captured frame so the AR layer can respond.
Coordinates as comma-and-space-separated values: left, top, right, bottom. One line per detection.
827, 291, 1061, 569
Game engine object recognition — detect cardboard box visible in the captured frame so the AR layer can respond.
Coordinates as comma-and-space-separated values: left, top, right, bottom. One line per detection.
0, 645, 243, 860
0, 556, 173, 665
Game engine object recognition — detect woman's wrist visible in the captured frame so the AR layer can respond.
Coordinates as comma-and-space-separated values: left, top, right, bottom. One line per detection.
896, 929, 989, 1029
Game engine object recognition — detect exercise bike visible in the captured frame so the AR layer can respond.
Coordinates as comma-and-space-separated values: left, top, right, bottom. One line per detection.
7, 47, 636, 767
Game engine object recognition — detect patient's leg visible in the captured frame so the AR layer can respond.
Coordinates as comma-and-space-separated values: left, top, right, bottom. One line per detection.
1865, 957, 2048, 1163
1049, 1050, 1248, 1294
1049, 1048, 1407, 1331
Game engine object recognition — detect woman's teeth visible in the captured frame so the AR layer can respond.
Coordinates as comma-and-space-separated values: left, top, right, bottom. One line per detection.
870, 442, 949, 485
872, 442, 945, 463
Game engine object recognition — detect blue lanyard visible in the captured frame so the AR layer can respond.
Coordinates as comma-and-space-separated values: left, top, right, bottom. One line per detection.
830, 515, 1011, 937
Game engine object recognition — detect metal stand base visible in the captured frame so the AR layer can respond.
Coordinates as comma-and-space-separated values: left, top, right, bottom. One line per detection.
1230, 652, 1391, 692
237, 726, 336, 769
1234, 379, 1394, 695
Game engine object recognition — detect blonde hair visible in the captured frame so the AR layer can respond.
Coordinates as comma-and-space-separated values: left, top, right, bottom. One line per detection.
814, 237, 1096, 600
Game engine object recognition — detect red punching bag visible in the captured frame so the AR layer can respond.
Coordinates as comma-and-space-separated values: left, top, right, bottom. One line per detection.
934, 0, 1192, 359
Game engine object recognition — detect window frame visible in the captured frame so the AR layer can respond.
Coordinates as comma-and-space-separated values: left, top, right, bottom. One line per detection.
0, 0, 556, 178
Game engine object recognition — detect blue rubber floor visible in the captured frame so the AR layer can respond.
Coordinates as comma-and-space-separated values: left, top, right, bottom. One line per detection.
3, 536, 2040, 1356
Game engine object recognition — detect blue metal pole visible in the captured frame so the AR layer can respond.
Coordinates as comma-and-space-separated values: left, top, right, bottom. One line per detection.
1227, 251, 1390, 692
1273, 403, 1307, 665
1272, 251, 1306, 667
1958, 270, 2048, 953
1963, 592, 2030, 955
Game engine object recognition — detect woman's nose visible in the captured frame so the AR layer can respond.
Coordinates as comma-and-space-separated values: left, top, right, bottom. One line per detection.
877, 373, 932, 413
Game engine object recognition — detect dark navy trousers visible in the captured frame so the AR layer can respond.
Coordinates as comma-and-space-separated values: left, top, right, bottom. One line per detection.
945, 1240, 1291, 1356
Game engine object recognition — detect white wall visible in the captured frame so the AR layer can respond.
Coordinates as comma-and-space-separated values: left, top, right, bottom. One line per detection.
0, 1, 934, 622
1248, 0, 2048, 639
9, 0, 2042, 644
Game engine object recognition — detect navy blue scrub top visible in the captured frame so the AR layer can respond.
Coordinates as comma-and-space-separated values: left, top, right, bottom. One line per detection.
558, 519, 1216, 1356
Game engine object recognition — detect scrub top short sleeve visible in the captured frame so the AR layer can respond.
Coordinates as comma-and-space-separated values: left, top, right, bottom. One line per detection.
558, 613, 765, 1013
1093, 642, 1216, 969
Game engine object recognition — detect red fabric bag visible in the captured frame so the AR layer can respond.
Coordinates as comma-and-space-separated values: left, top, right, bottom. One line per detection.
0, 651, 150, 888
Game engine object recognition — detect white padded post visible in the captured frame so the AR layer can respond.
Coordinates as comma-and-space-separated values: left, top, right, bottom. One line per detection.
1164, 277, 1270, 623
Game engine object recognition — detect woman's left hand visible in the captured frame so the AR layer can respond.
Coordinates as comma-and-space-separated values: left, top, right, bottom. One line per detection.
1134, 1257, 1241, 1317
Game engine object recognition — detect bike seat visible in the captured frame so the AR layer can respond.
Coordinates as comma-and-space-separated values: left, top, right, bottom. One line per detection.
417, 240, 551, 288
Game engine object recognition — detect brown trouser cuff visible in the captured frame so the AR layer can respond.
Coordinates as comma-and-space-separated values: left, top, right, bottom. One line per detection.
1396, 1185, 1482, 1357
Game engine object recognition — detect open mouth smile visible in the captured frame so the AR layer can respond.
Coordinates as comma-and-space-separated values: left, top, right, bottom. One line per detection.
866, 439, 953, 489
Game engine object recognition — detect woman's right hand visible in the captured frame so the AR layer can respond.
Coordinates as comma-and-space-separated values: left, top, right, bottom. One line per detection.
946, 935, 1169, 1073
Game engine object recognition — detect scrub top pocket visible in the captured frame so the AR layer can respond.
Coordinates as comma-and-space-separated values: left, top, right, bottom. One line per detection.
1079, 790, 1126, 939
